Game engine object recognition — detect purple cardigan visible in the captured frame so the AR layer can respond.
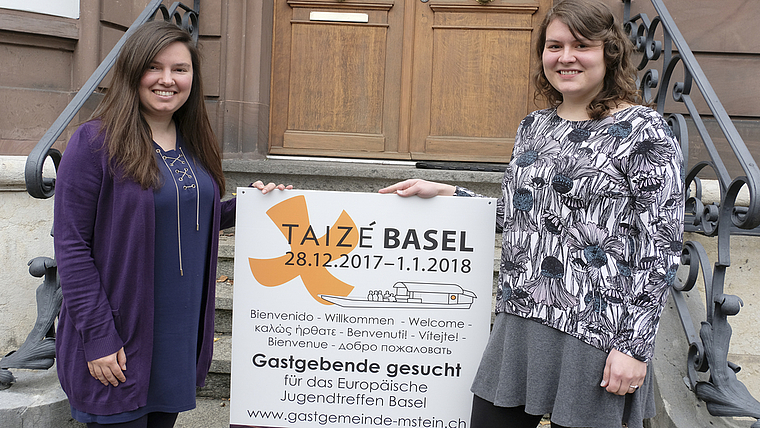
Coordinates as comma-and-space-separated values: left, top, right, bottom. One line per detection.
53, 121, 236, 415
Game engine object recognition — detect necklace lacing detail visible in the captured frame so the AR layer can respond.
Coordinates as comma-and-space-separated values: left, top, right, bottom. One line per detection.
156, 145, 200, 276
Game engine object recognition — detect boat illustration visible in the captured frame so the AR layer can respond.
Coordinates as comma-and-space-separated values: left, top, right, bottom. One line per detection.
319, 281, 477, 309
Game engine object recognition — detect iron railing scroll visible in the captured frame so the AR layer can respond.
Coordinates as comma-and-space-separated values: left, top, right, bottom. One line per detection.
0, 0, 201, 390
623, 0, 760, 426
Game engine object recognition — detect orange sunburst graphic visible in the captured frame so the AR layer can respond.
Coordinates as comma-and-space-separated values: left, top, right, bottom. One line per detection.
248, 195, 357, 304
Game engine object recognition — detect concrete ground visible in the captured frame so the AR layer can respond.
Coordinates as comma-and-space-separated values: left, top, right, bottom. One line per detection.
0, 366, 82, 428
175, 398, 230, 428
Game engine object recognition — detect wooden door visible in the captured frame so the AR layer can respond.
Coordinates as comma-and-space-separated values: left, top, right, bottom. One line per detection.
269, 0, 405, 159
408, 0, 547, 162
269, 0, 549, 162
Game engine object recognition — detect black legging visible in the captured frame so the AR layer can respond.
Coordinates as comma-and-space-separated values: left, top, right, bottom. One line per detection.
470, 395, 569, 428
86, 412, 178, 428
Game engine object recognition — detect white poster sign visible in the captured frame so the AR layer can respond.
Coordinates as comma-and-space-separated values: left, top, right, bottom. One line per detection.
230, 189, 496, 428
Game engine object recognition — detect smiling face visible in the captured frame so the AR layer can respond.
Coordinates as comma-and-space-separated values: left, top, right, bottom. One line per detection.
138, 41, 193, 123
542, 19, 606, 107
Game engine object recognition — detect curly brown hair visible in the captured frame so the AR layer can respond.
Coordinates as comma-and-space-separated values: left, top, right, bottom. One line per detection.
533, 0, 640, 119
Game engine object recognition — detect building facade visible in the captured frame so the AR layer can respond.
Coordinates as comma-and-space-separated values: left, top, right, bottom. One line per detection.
0, 0, 758, 167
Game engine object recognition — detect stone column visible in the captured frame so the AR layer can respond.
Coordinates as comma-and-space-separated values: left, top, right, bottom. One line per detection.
0, 156, 55, 356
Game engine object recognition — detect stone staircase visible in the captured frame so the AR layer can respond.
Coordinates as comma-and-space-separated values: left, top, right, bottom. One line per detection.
149, 158, 749, 428
178, 159, 503, 427
196, 158, 505, 403
197, 235, 235, 400
18, 157, 733, 428
188, 221, 502, 428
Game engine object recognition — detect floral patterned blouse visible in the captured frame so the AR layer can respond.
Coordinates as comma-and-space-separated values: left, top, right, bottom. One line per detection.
464, 105, 684, 363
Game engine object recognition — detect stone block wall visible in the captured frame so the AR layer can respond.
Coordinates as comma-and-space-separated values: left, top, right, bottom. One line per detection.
0, 156, 55, 355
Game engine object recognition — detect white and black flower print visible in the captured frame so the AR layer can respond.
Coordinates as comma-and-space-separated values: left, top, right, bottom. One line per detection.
567, 222, 625, 283
628, 135, 677, 171
608, 120, 633, 139
524, 254, 579, 312
513, 136, 561, 169
500, 240, 530, 280
654, 218, 684, 256
550, 156, 598, 195
497, 282, 532, 315
511, 187, 538, 233
492, 105, 685, 363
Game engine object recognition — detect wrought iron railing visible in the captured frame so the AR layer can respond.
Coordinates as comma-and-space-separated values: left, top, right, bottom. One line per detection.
24, 0, 200, 199
0, 0, 201, 390
623, 0, 760, 425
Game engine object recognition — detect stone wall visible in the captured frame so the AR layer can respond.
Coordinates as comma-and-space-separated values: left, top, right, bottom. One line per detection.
0, 156, 55, 355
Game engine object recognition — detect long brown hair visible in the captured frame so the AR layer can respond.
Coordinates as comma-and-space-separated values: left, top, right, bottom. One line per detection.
90, 20, 225, 191
533, 0, 640, 119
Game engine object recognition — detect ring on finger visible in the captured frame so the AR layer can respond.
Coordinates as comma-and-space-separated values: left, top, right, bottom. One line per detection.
628, 384, 639, 390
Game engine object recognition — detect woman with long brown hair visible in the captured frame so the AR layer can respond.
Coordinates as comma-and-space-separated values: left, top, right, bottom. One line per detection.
54, 20, 287, 428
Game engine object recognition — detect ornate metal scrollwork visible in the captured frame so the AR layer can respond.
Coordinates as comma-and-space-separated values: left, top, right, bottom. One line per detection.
624, 1, 760, 426
154, 1, 200, 43
0, 257, 60, 390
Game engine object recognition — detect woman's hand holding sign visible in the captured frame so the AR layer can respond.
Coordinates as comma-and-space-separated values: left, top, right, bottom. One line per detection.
379, 179, 455, 198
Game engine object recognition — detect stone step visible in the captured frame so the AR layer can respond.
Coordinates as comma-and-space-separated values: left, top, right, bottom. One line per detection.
197, 334, 231, 399
216, 235, 235, 281
223, 158, 503, 202
0, 365, 85, 427
214, 280, 233, 334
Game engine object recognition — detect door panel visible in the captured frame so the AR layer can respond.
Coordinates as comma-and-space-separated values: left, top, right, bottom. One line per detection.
409, 1, 542, 162
270, 0, 404, 158
287, 23, 385, 135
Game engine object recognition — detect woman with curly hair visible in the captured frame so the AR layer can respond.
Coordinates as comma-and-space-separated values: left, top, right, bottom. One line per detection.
381, 1, 684, 426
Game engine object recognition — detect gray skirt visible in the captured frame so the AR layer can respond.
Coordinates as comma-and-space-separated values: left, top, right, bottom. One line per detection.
470, 313, 655, 428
